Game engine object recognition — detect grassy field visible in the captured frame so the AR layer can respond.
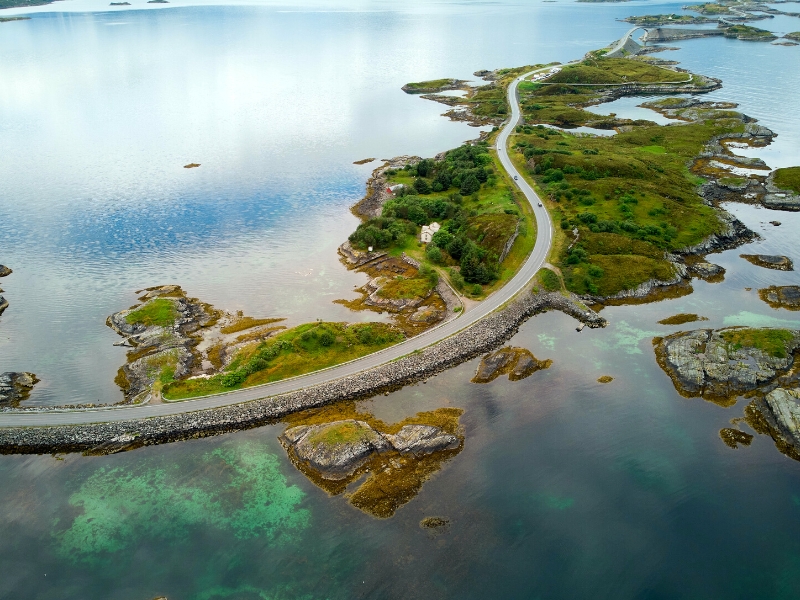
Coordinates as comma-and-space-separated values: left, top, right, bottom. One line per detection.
502, 55, 747, 297
774, 167, 800, 194
163, 321, 403, 400
404, 79, 456, 91
125, 298, 178, 327
720, 328, 796, 359
220, 316, 284, 335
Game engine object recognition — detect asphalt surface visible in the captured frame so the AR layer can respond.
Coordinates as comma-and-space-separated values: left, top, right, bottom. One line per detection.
0, 69, 552, 427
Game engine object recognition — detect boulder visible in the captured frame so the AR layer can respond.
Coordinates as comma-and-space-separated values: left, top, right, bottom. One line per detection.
765, 388, 800, 448
384, 425, 459, 457
473, 347, 552, 383
690, 261, 725, 280
740, 254, 794, 271
759, 286, 800, 310
0, 265, 10, 277
0, 372, 38, 407
0, 295, 7, 315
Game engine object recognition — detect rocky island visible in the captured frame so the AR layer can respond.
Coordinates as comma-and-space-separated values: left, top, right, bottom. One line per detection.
280, 405, 463, 518
655, 327, 800, 459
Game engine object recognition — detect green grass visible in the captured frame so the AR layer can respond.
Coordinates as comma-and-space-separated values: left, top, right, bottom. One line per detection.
378, 275, 435, 300
220, 316, 284, 335
773, 167, 800, 194
787, 32, 800, 42
307, 422, 371, 446
404, 79, 455, 90
506, 59, 740, 298
163, 321, 404, 400
539, 268, 561, 291
125, 299, 178, 328
723, 25, 776, 41
720, 328, 795, 359
546, 58, 689, 86
639, 145, 667, 154
719, 176, 746, 187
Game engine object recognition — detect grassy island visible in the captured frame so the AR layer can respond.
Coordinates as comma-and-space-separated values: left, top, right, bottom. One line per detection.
722, 24, 777, 41
163, 321, 403, 400
787, 33, 800, 42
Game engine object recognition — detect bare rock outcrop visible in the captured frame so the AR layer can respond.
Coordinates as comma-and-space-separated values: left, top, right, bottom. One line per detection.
654, 328, 800, 400
0, 372, 38, 408
280, 419, 458, 480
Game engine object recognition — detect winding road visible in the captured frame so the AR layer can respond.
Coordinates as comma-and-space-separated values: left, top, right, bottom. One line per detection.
0, 69, 552, 428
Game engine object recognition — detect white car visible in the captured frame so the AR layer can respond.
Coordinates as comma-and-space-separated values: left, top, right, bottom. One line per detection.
538, 202, 543, 207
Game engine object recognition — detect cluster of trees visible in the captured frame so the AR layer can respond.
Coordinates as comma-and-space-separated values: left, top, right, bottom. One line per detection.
402, 143, 495, 196
426, 223, 499, 285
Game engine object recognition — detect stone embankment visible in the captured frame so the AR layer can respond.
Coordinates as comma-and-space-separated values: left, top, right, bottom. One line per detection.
0, 289, 606, 454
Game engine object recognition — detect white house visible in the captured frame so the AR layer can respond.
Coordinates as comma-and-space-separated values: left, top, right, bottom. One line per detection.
420, 222, 441, 243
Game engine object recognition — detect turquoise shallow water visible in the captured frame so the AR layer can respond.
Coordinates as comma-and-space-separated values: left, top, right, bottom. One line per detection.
1, 0, 800, 598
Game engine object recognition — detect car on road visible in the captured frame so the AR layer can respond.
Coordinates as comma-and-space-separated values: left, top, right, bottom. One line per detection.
514, 175, 518, 180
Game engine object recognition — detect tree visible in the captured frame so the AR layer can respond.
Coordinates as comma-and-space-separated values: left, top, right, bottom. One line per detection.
414, 177, 431, 195
460, 173, 480, 196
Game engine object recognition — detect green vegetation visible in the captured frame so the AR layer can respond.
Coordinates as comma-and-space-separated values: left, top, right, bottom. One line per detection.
539, 268, 562, 291
0, 0, 53, 8
719, 176, 746, 187
722, 25, 777, 41
349, 142, 528, 291
0, 15, 31, 21
220, 316, 284, 335
403, 78, 458, 91
773, 167, 800, 194
124, 298, 178, 327
720, 328, 795, 358
307, 421, 371, 446
379, 265, 438, 300
508, 57, 746, 297
787, 32, 800, 42
163, 321, 403, 399
658, 313, 707, 325
545, 58, 688, 86
686, 3, 732, 15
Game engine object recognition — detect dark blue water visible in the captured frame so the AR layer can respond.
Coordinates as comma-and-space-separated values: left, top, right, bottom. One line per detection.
1, 1, 800, 598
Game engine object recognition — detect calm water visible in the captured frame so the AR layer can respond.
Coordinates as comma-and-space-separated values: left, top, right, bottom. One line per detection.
1, 1, 800, 598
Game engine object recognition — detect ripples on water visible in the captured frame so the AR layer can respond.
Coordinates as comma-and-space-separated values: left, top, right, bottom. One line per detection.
1, 1, 800, 597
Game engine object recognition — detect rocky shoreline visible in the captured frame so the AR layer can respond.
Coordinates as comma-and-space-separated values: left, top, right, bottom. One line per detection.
0, 288, 605, 454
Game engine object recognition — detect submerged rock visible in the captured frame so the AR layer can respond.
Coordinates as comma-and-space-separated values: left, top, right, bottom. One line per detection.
0, 265, 11, 277
740, 254, 794, 271
719, 427, 754, 449
0, 372, 38, 407
654, 328, 800, 402
689, 261, 725, 281
281, 419, 459, 480
472, 347, 552, 383
759, 285, 800, 310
